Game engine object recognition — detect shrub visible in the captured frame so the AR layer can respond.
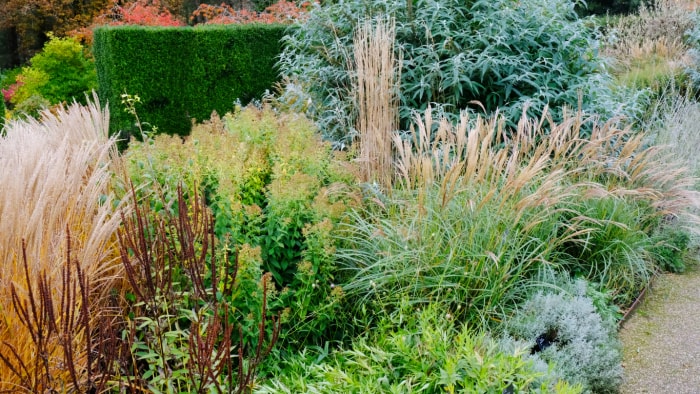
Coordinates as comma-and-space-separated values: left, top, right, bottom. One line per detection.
70, 0, 186, 46
123, 106, 359, 346
11, 35, 96, 109
256, 304, 582, 393
93, 24, 286, 137
0, 91, 4, 130
505, 280, 623, 393
1, 67, 22, 106
278, 0, 641, 144
190, 1, 311, 25
98, 0, 185, 26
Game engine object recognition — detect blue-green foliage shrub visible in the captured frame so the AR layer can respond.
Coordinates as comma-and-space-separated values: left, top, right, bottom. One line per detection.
93, 24, 286, 138
279, 0, 643, 144
505, 280, 623, 393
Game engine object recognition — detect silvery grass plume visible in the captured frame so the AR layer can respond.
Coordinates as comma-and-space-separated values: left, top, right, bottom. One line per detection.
0, 96, 129, 392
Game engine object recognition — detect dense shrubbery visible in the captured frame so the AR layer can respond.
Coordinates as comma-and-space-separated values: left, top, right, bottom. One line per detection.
2, 90, 699, 392
94, 25, 286, 137
279, 0, 644, 143
257, 304, 582, 393
190, 1, 311, 25
3, 0, 700, 391
123, 105, 359, 346
10, 35, 96, 117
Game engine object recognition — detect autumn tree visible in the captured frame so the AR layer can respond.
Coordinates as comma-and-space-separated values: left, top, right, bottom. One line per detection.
0, 0, 111, 61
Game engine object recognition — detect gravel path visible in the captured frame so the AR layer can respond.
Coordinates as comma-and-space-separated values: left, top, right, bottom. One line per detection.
619, 265, 700, 393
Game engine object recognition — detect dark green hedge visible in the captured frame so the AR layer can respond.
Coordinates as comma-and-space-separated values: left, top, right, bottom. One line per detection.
93, 24, 286, 138
0, 94, 5, 132
576, 0, 641, 15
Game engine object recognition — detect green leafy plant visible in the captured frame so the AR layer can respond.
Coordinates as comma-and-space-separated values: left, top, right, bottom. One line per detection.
257, 303, 582, 393
11, 34, 96, 111
113, 184, 280, 393
123, 106, 359, 347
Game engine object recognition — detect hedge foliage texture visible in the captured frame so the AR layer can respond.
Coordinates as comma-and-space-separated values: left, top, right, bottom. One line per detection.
93, 24, 286, 137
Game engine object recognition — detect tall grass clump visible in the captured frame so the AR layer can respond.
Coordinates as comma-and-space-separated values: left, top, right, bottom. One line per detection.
353, 16, 400, 188
0, 98, 127, 391
337, 105, 700, 329
634, 85, 700, 272
644, 87, 700, 178
602, 0, 694, 90
337, 108, 578, 328
539, 110, 699, 303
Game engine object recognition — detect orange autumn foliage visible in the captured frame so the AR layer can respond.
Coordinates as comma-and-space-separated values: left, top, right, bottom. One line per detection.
190, 1, 313, 25
71, 0, 185, 46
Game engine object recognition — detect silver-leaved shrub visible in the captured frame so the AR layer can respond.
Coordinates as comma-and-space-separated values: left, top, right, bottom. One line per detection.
505, 280, 623, 393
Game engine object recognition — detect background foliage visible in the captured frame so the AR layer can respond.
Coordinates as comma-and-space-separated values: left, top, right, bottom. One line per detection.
11, 34, 96, 116
279, 0, 644, 144
93, 24, 286, 137
0, 0, 109, 61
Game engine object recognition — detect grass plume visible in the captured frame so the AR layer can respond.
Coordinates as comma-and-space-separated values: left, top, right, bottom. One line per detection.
0, 97, 127, 391
353, 16, 400, 188
602, 0, 695, 88
338, 106, 700, 327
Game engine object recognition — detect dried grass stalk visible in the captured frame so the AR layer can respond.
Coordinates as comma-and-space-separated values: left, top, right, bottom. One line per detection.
353, 16, 400, 188
395, 106, 700, 226
0, 97, 128, 391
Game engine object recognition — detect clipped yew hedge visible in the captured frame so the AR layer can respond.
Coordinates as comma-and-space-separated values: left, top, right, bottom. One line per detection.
93, 24, 286, 138
0, 93, 5, 132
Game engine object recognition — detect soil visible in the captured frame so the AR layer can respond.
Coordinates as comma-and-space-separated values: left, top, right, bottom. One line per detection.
619, 265, 700, 393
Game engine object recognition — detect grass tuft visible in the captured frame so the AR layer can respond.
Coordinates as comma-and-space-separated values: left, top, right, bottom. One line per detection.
0, 97, 127, 390
353, 16, 400, 188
